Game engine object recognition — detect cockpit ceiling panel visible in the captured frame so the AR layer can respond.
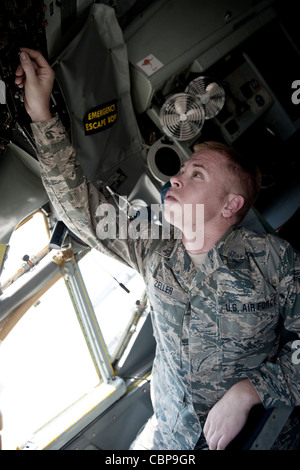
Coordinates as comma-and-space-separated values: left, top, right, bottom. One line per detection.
124, 0, 276, 113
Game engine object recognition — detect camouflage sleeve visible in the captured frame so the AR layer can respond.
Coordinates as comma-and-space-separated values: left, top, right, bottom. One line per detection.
30, 115, 146, 274
247, 243, 300, 408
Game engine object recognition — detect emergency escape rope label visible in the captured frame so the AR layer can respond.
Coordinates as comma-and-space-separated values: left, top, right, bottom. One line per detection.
83, 100, 118, 135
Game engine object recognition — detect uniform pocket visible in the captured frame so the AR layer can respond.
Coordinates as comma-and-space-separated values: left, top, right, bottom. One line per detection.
219, 294, 280, 373
147, 276, 189, 374
147, 277, 188, 330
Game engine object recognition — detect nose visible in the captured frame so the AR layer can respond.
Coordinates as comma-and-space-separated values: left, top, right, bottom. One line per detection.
170, 173, 183, 188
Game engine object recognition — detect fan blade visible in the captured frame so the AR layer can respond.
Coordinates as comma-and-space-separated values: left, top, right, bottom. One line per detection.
160, 93, 205, 141
185, 76, 225, 119
174, 95, 187, 115
179, 121, 195, 140
161, 113, 182, 139
206, 82, 222, 97
162, 113, 181, 126
186, 107, 204, 122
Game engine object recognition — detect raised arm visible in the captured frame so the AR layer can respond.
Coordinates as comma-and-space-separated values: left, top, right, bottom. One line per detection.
15, 48, 149, 276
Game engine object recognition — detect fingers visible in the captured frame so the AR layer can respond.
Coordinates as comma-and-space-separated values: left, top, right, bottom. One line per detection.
19, 47, 51, 69
15, 47, 54, 92
203, 421, 216, 450
15, 53, 36, 88
203, 409, 230, 450
204, 428, 227, 450
18, 51, 39, 85
15, 65, 25, 88
14, 48, 54, 122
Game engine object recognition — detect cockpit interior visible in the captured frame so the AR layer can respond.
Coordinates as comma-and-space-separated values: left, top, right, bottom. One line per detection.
0, 0, 299, 451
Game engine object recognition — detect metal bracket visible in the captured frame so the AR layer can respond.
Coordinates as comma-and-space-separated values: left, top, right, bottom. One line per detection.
53, 244, 115, 383
250, 407, 293, 449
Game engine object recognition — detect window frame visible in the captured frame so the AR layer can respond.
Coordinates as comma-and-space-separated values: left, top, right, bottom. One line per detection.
0, 211, 146, 450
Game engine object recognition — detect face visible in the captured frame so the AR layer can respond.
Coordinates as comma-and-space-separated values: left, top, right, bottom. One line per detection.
163, 150, 231, 236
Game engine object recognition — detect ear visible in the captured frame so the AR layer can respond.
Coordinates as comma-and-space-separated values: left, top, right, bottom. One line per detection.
222, 194, 244, 218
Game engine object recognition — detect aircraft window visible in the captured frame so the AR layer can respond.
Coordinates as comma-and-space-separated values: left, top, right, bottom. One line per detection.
0, 212, 146, 449
0, 277, 100, 450
78, 249, 146, 360
1, 210, 50, 286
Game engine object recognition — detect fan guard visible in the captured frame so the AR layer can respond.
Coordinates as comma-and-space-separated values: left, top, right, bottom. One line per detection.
159, 93, 205, 141
185, 76, 225, 119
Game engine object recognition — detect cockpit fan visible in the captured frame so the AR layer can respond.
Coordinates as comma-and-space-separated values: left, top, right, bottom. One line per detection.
185, 76, 225, 119
159, 93, 205, 141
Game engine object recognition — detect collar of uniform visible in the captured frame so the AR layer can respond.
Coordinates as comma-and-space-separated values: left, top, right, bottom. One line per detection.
154, 225, 247, 291
154, 226, 182, 259
216, 226, 247, 260
154, 233, 197, 291
158, 226, 247, 261
190, 227, 247, 288
167, 239, 197, 291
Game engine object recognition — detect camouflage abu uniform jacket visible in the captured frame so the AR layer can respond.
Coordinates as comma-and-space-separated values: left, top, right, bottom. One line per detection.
31, 116, 300, 450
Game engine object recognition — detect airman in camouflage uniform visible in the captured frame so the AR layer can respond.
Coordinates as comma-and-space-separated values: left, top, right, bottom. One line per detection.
29, 115, 300, 450
16, 49, 300, 450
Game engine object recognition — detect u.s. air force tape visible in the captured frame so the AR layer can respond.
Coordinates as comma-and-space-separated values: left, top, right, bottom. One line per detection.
83, 100, 118, 136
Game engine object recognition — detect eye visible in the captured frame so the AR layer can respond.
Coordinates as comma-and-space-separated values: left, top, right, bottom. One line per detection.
193, 171, 203, 179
